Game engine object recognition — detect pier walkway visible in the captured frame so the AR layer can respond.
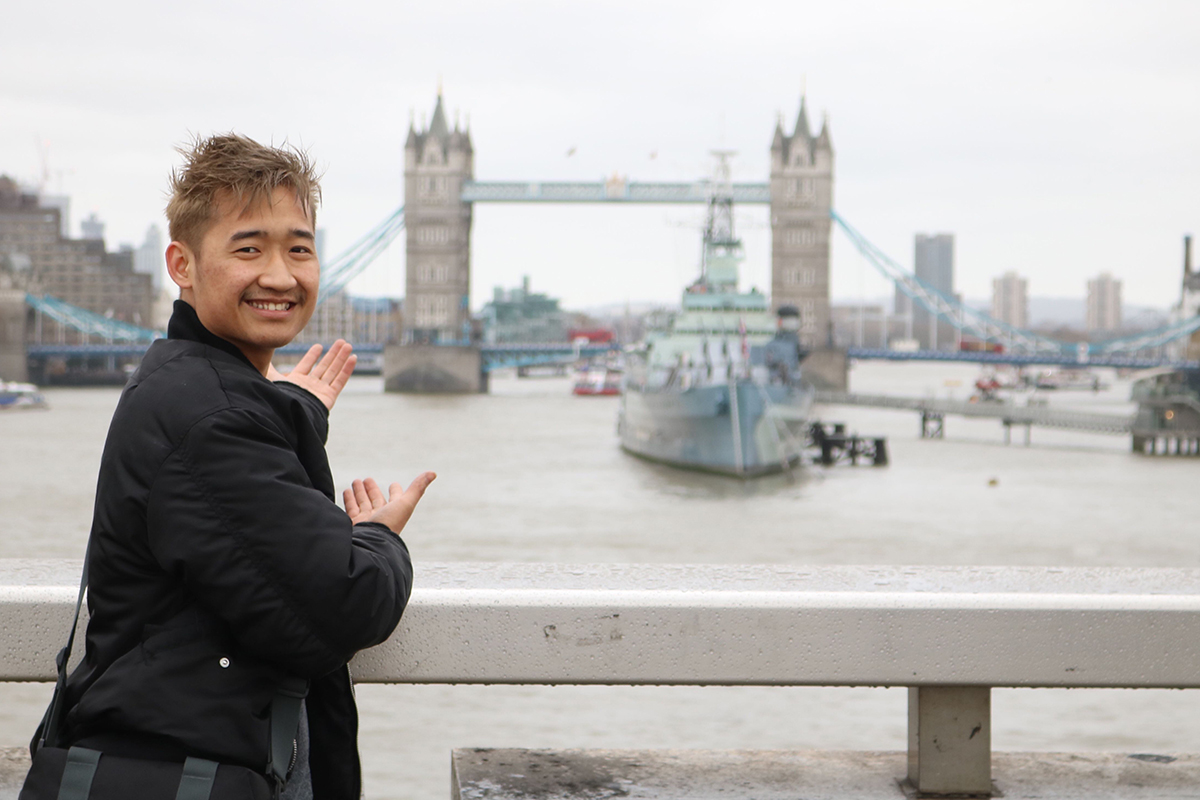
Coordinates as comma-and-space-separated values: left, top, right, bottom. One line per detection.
2, 561, 1199, 798
814, 390, 1134, 440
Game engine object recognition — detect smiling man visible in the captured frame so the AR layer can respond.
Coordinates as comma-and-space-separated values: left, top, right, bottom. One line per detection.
21, 135, 433, 800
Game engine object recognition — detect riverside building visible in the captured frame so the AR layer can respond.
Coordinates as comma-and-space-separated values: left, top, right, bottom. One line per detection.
0, 176, 154, 338
991, 270, 1029, 329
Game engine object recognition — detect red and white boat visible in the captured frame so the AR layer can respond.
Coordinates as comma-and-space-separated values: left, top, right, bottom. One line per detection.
572, 364, 622, 396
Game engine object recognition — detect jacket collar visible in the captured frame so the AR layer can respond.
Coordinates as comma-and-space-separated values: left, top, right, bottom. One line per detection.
167, 300, 260, 372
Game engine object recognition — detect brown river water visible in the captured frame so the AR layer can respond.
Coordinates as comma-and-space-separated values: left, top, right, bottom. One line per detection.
1, 362, 1197, 799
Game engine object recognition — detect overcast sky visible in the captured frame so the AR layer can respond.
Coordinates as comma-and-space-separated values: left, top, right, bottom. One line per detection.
4, 0, 1198, 310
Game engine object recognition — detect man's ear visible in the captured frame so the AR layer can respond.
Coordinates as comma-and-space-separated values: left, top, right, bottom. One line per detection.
166, 241, 195, 291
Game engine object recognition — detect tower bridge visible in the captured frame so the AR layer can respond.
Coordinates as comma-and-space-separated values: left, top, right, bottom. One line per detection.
395, 91, 831, 365
4, 91, 1200, 388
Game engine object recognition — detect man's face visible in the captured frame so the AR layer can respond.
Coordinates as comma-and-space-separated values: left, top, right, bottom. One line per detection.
170, 186, 319, 371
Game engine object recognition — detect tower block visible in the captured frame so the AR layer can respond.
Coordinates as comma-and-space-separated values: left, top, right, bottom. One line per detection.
403, 92, 474, 344
770, 97, 834, 348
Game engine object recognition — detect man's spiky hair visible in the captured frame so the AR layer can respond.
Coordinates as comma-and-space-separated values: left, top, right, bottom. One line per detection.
166, 133, 321, 250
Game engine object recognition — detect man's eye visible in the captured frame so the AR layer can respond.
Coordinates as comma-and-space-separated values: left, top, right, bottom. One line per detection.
291, 246, 313, 254
236, 246, 259, 254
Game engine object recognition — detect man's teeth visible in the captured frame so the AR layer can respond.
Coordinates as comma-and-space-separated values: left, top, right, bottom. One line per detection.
248, 301, 292, 311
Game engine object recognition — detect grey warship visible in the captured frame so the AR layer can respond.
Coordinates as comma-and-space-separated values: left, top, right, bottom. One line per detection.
618, 153, 813, 476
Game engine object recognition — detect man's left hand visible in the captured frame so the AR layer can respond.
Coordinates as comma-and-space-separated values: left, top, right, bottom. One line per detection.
268, 339, 356, 411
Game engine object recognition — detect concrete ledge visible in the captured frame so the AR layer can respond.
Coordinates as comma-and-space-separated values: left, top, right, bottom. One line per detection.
5, 561, 1200, 687
451, 748, 1200, 800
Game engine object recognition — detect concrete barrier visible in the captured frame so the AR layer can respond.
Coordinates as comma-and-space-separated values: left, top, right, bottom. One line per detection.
3, 560, 1200, 797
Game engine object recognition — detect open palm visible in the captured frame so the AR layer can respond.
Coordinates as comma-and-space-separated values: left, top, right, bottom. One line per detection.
268, 339, 356, 411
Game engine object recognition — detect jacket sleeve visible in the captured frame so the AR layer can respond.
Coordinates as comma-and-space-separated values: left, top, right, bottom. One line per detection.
273, 381, 330, 444
145, 407, 413, 678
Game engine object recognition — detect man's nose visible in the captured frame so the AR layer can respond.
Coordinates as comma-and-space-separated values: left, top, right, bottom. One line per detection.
258, 248, 298, 290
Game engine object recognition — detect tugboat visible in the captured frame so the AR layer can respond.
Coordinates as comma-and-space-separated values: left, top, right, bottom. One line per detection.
618, 152, 813, 476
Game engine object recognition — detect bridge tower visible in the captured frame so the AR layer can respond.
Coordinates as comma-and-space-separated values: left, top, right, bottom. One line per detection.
403, 92, 474, 344
770, 97, 834, 349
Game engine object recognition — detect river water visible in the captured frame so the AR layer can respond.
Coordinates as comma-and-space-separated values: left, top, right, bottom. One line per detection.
2, 362, 1198, 799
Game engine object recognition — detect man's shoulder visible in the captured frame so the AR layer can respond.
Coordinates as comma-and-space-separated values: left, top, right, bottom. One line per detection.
119, 340, 277, 437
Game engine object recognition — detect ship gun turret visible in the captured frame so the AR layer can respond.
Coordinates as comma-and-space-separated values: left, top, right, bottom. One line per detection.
750, 305, 810, 386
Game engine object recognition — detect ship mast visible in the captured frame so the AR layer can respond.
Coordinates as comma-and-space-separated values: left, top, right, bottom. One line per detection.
695, 150, 743, 293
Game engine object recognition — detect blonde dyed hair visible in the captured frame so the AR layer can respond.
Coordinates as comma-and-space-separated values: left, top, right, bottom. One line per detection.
166, 133, 321, 250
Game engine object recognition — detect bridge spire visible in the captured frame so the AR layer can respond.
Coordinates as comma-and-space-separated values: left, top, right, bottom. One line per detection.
771, 115, 786, 154
428, 93, 450, 140
793, 95, 812, 141
815, 112, 832, 151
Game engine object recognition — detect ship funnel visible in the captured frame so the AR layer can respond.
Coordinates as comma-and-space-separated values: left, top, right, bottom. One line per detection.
777, 304, 801, 332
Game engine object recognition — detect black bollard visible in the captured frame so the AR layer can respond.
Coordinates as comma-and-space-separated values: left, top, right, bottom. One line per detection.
872, 438, 889, 466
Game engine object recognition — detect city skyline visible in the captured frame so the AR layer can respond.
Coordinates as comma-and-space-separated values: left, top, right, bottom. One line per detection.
3, 1, 1198, 312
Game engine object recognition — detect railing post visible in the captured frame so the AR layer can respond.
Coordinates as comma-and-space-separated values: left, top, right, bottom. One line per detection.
906, 686, 992, 797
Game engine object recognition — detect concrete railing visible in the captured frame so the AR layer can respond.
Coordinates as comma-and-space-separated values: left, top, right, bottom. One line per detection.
3, 560, 1200, 797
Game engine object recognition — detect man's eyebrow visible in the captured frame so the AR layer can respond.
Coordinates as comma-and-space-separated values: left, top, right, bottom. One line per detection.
228, 229, 314, 242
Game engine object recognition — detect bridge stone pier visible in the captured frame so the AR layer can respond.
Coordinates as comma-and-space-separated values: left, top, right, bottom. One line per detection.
0, 287, 28, 383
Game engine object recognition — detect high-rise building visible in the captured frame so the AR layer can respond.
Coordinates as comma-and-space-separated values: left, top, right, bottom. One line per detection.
38, 195, 70, 237
134, 224, 164, 290
1086, 272, 1122, 333
991, 271, 1029, 329
80, 212, 104, 241
895, 233, 955, 349
770, 98, 834, 348
0, 177, 153, 335
403, 92, 474, 344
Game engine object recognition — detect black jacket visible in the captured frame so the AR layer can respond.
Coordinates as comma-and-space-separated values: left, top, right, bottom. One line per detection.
56, 301, 412, 800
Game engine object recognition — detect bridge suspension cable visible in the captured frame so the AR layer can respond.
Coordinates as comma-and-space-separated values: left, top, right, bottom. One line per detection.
25, 293, 164, 342
318, 206, 405, 302
831, 211, 1068, 355
1087, 314, 1200, 355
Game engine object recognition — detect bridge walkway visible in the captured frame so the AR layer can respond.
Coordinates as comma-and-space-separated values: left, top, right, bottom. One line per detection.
814, 390, 1134, 436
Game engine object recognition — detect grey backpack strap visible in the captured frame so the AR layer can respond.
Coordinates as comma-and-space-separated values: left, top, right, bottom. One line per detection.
55, 746, 100, 800
174, 756, 219, 800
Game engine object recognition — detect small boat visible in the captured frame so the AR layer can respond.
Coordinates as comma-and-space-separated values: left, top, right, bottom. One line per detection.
573, 363, 622, 396
0, 382, 48, 410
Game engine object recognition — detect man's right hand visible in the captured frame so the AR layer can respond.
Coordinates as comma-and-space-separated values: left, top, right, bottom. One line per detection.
343, 473, 436, 534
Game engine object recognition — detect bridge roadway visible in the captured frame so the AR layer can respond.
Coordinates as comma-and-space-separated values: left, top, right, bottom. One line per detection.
26, 342, 1195, 372
1, 560, 1199, 798
25, 342, 619, 374
814, 390, 1135, 436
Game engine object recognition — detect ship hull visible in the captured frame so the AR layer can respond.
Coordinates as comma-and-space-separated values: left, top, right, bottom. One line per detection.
618, 381, 812, 476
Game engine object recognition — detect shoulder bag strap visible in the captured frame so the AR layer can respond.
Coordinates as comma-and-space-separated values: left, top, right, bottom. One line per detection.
37, 548, 90, 753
